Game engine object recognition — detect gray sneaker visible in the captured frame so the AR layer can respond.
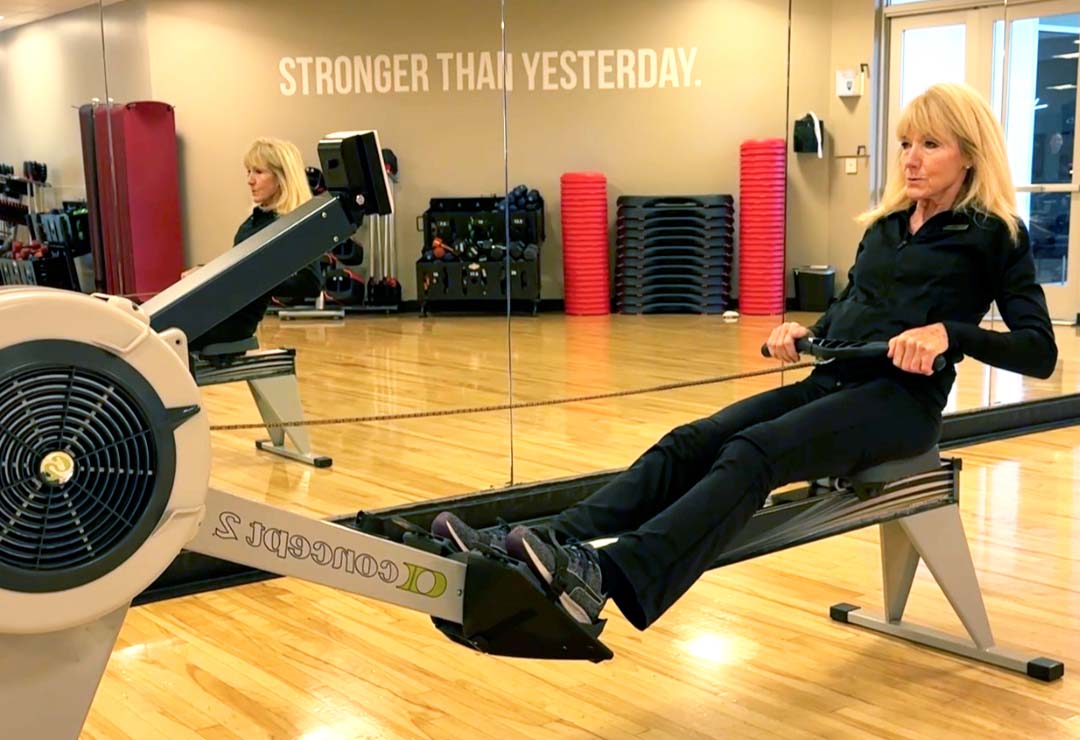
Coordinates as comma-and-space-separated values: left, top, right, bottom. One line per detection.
505, 525, 607, 624
431, 512, 509, 553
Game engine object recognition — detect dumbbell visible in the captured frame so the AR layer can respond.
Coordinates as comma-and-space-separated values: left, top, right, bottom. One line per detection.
489, 245, 506, 261
525, 189, 541, 211
506, 184, 527, 211
305, 167, 327, 195
16, 242, 48, 260
462, 241, 481, 261
23, 161, 47, 183
324, 268, 365, 305
509, 241, 525, 260
331, 237, 364, 266
432, 237, 458, 261
368, 279, 384, 305
522, 244, 539, 261
382, 148, 399, 180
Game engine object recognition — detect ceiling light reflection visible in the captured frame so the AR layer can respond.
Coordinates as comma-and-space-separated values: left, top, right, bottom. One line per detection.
678, 632, 753, 666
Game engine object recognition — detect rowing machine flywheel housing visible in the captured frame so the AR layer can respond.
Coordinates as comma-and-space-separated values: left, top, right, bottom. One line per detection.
0, 287, 209, 634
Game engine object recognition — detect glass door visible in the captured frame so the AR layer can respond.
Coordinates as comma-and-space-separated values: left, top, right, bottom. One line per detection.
885, 8, 1003, 189
997, 1, 1080, 320
887, 2, 1080, 320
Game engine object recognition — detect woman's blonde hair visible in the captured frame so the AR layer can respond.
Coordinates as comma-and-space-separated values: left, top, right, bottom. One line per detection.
859, 82, 1020, 241
243, 137, 312, 215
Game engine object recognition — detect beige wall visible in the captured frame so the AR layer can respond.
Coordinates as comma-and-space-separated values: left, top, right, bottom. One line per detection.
102, 0, 152, 104
826, 0, 877, 291
503, 0, 792, 299
142, 0, 796, 302
786, 0, 878, 299
0, 1, 150, 204
786, 0, 834, 297
0, 4, 108, 201
4, 0, 879, 302
141, 0, 507, 280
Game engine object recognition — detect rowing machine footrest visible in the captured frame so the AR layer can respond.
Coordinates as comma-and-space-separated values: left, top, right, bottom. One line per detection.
432, 551, 614, 663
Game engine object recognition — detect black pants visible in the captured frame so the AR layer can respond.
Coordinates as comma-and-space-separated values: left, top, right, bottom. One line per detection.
549, 369, 942, 630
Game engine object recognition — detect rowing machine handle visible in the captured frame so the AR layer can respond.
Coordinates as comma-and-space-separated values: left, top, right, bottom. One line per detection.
760, 337, 946, 373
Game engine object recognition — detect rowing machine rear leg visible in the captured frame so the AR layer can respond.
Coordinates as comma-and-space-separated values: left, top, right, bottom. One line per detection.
832, 504, 1064, 681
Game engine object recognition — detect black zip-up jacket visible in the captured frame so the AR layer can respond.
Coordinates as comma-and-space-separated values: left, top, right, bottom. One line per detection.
809, 207, 1058, 409
188, 207, 322, 349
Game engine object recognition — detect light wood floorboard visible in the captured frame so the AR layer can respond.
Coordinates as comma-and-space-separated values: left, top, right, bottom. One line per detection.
80, 312, 1079, 738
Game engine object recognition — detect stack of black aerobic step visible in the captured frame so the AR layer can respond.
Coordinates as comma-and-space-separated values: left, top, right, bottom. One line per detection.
615, 195, 734, 314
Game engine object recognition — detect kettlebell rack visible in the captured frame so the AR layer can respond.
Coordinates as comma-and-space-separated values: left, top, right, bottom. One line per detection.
416, 187, 546, 316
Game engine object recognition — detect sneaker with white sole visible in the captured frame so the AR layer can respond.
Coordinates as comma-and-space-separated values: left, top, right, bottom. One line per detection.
431, 512, 509, 554
504, 525, 607, 624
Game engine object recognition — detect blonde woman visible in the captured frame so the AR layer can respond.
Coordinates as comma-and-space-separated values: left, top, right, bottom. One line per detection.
189, 137, 322, 350
430, 82, 1058, 631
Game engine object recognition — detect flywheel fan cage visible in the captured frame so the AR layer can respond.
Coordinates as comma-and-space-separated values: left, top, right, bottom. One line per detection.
0, 341, 177, 592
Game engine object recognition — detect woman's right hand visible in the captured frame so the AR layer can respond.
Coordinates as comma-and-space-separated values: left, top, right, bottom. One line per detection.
765, 322, 811, 364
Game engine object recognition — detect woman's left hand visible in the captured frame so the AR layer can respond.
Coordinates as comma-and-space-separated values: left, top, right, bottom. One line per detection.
888, 323, 949, 375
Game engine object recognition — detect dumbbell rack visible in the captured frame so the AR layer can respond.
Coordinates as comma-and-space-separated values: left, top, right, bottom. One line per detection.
615, 195, 735, 314
0, 172, 53, 240
0, 173, 81, 291
269, 204, 402, 317
416, 195, 545, 316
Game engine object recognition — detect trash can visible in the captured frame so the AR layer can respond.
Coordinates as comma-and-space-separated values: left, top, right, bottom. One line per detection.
793, 265, 835, 312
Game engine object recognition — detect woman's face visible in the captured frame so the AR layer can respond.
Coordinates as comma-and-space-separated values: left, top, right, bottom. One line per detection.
899, 130, 970, 206
247, 165, 279, 207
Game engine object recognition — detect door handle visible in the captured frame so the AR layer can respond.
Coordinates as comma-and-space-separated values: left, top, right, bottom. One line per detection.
1017, 183, 1080, 194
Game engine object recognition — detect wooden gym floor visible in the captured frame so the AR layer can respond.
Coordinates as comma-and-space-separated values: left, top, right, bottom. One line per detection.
83, 313, 1079, 738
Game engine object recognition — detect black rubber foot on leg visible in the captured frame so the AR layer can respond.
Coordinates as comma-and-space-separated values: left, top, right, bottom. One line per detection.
1027, 658, 1065, 682
314, 456, 333, 468
830, 603, 860, 623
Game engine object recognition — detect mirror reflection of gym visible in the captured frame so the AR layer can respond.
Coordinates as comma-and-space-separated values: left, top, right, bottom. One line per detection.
0, 1, 109, 301
89, 0, 518, 516
501, 0, 793, 487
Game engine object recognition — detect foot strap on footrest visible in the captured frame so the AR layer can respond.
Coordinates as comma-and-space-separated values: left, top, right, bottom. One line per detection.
433, 551, 614, 663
